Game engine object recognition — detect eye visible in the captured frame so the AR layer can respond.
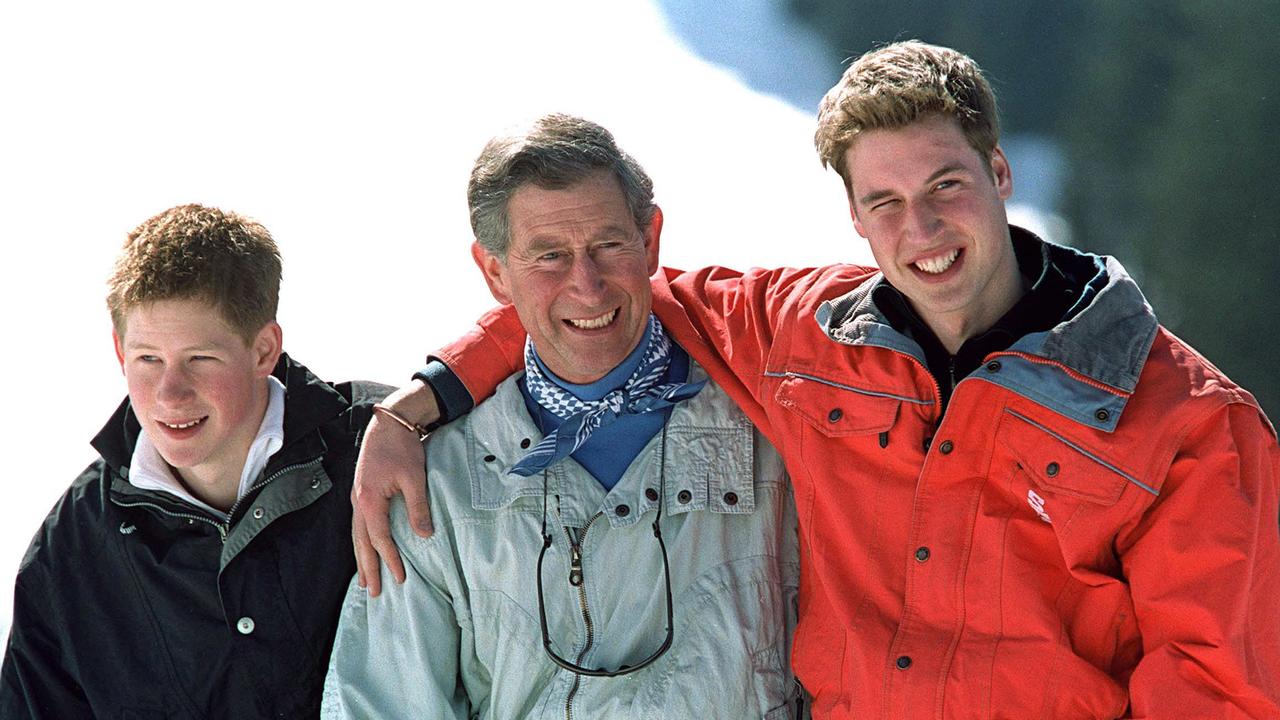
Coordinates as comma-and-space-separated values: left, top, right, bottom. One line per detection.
137, 354, 160, 363
870, 198, 900, 213
538, 251, 565, 262
933, 179, 959, 191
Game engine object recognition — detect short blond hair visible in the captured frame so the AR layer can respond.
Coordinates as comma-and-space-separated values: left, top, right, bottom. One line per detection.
815, 41, 1000, 184
107, 204, 281, 342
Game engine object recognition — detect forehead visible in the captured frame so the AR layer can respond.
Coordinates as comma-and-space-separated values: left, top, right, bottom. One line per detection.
119, 298, 245, 347
845, 116, 985, 195
506, 171, 637, 250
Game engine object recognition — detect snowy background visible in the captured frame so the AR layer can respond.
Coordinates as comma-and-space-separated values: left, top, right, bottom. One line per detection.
0, 0, 1063, 635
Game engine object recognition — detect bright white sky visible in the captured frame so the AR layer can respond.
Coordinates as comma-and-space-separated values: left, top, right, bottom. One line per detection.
0, 0, 869, 631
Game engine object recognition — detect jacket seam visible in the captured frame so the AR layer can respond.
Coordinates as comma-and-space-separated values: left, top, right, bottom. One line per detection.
1004, 409, 1157, 495
763, 370, 933, 405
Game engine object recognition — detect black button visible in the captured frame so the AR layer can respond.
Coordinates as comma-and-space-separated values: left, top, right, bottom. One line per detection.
645, 488, 659, 502
520, 438, 532, 449
677, 490, 692, 504
895, 655, 912, 670
828, 408, 843, 423
914, 547, 930, 562
615, 504, 630, 518
1046, 462, 1060, 477
986, 360, 1002, 372
939, 440, 954, 455
483, 454, 496, 463
922, 437, 933, 452
723, 491, 739, 506
1095, 408, 1110, 422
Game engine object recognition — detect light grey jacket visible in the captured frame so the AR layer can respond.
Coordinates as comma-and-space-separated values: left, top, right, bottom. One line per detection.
323, 361, 801, 719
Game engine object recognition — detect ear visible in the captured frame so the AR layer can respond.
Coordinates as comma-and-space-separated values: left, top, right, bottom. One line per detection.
990, 146, 1013, 201
471, 242, 513, 305
251, 321, 284, 377
644, 206, 663, 276
112, 329, 126, 374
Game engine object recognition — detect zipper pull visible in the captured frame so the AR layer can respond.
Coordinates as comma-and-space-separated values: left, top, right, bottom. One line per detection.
569, 544, 583, 587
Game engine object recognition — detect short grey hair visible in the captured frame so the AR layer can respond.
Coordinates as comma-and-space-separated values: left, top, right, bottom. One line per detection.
468, 113, 657, 257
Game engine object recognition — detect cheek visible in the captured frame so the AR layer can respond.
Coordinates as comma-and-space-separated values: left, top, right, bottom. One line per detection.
864, 237, 899, 268
122, 370, 157, 410
202, 370, 259, 422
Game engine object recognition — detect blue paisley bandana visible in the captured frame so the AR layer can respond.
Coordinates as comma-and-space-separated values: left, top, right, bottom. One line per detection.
509, 315, 706, 477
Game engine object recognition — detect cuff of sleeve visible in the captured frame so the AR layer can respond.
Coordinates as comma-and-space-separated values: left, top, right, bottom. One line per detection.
412, 360, 474, 424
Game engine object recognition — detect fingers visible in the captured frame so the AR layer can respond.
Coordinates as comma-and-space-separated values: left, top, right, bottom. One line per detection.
365, 498, 408, 585
352, 509, 383, 597
349, 408, 429, 593
402, 466, 434, 538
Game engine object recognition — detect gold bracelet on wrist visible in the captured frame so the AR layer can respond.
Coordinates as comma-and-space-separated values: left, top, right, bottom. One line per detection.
372, 404, 432, 441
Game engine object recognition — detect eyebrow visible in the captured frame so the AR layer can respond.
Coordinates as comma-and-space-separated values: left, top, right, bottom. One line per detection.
857, 163, 969, 207
523, 225, 635, 252
125, 341, 226, 353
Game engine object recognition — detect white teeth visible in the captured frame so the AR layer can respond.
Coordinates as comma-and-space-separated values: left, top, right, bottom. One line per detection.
568, 310, 617, 330
162, 418, 204, 430
915, 249, 960, 274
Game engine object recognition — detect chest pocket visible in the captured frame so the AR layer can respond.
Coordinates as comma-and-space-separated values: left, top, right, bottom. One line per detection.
774, 373, 901, 438
663, 423, 759, 515
997, 409, 1139, 532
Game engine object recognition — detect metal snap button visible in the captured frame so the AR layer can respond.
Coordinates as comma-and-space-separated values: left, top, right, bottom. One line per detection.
645, 488, 659, 502
1095, 409, 1110, 422
614, 504, 630, 518
252, 507, 264, 520
723, 491, 739, 506
520, 438, 532, 449
939, 440, 954, 455
309, 478, 320, 489
895, 655, 912, 670
677, 489, 692, 504
1046, 462, 1060, 477
236, 617, 255, 635
483, 454, 496, 463
986, 360, 1002, 372
914, 547, 930, 562
827, 408, 843, 422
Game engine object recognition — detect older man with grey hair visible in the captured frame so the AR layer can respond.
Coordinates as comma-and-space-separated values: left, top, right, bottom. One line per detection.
322, 114, 801, 718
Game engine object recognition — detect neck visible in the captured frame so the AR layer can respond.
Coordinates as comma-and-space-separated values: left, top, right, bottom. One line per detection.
921, 256, 1026, 355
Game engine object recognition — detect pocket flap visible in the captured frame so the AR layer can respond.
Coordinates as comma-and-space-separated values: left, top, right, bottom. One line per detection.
774, 373, 900, 437
998, 410, 1132, 506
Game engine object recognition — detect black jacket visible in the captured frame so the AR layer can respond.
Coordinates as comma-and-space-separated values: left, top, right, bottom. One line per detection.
0, 355, 389, 718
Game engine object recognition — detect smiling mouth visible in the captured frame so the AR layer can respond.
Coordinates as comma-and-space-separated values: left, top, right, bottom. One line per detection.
160, 417, 207, 430
914, 248, 961, 274
565, 309, 618, 330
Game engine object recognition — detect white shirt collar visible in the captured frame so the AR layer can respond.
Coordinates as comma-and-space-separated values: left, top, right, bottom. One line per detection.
127, 376, 287, 521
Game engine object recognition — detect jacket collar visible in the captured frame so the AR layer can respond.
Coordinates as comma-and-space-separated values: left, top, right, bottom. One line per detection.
816, 227, 1159, 430
464, 361, 757, 528
95, 353, 348, 496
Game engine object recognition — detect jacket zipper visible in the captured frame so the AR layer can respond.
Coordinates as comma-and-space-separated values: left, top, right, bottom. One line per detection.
111, 497, 229, 541
114, 457, 322, 543
221, 457, 323, 537
564, 512, 602, 720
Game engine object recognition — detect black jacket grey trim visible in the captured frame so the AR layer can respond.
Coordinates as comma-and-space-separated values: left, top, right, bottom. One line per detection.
0, 354, 388, 719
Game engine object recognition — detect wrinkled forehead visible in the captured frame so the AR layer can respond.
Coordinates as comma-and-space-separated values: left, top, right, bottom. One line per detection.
507, 173, 640, 248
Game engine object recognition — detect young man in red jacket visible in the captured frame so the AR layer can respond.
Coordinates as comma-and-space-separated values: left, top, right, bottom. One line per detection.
353, 42, 1280, 718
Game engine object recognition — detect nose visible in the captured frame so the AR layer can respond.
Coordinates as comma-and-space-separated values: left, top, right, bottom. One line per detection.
903, 199, 942, 245
567, 253, 608, 302
156, 364, 196, 406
